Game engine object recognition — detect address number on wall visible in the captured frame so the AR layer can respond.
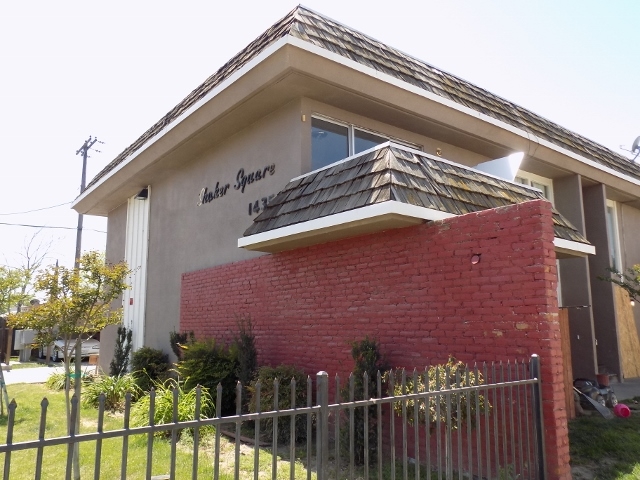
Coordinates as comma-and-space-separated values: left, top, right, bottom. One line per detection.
248, 195, 276, 216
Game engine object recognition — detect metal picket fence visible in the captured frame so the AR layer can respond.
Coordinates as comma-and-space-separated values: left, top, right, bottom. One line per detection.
0, 354, 546, 480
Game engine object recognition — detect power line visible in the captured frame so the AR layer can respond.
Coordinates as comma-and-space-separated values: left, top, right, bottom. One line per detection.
0, 201, 73, 216
0, 222, 106, 233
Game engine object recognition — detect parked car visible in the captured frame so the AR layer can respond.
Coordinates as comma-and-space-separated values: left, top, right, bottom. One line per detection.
39, 337, 100, 362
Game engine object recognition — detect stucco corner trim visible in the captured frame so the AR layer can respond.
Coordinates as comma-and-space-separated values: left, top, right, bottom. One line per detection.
238, 200, 453, 252
554, 237, 596, 257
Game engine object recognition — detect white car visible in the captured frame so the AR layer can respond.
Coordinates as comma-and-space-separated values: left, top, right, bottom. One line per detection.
39, 338, 100, 362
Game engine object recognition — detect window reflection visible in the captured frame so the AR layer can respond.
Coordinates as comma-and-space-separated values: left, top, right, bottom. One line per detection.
311, 118, 348, 170
354, 129, 386, 154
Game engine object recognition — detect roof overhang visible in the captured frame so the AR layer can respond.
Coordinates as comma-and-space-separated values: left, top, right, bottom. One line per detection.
238, 200, 451, 253
239, 199, 594, 257
74, 35, 640, 216
554, 238, 596, 258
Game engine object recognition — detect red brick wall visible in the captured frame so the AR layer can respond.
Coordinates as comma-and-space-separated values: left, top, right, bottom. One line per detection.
181, 199, 569, 479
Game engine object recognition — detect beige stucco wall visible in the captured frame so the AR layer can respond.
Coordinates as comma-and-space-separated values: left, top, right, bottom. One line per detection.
102, 202, 128, 371
142, 99, 305, 352
584, 184, 622, 377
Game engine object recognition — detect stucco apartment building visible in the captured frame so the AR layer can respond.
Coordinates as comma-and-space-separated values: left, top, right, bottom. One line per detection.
74, 7, 640, 385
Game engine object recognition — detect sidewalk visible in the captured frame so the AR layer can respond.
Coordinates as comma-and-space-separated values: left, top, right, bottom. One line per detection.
1, 365, 59, 385
611, 377, 640, 401
0, 361, 95, 385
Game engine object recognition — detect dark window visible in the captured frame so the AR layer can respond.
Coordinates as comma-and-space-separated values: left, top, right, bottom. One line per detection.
311, 118, 348, 170
354, 128, 386, 154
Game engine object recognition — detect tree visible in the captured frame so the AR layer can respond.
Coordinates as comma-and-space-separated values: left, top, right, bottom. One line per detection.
14, 232, 53, 314
601, 265, 640, 304
8, 251, 129, 428
0, 266, 29, 315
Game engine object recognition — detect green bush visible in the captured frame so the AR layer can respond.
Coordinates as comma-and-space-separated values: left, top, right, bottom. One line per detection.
391, 356, 490, 428
233, 316, 257, 411
131, 347, 170, 392
44, 369, 95, 390
177, 339, 238, 416
45, 371, 73, 391
82, 373, 139, 411
130, 378, 213, 438
247, 365, 309, 444
341, 337, 389, 465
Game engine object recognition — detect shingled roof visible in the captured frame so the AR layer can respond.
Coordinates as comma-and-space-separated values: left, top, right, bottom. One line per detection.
243, 144, 589, 246
86, 5, 640, 191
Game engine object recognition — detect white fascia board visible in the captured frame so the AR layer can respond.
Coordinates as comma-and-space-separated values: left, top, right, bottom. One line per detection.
238, 201, 453, 249
285, 37, 640, 189
554, 238, 596, 256
72, 36, 291, 209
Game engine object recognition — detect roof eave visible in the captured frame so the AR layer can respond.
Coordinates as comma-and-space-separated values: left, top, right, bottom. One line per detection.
238, 201, 451, 253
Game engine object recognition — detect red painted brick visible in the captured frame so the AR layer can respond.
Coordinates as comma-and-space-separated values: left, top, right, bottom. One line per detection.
179, 200, 569, 480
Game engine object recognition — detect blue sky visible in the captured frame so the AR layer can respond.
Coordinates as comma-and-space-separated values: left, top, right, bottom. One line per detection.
1, 0, 638, 269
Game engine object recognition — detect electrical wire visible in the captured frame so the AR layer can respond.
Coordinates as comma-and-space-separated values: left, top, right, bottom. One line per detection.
0, 222, 106, 233
0, 201, 72, 216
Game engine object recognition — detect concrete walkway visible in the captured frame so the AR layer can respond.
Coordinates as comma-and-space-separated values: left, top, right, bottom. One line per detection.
610, 377, 640, 401
0, 362, 96, 385
1, 365, 59, 385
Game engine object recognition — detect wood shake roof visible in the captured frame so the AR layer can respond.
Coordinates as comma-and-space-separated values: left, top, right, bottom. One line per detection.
86, 5, 640, 191
243, 144, 589, 245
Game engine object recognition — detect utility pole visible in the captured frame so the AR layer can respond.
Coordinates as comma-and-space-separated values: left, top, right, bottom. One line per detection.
74, 136, 99, 269
72, 136, 100, 480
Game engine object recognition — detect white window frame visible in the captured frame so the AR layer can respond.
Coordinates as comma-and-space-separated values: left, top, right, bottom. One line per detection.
311, 114, 421, 156
514, 171, 554, 204
606, 199, 622, 272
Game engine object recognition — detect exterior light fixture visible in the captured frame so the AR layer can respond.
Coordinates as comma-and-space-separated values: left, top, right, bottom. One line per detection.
135, 188, 149, 200
631, 299, 636, 307
471, 254, 481, 265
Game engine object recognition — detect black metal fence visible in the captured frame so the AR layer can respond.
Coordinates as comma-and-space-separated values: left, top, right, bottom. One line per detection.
0, 355, 545, 480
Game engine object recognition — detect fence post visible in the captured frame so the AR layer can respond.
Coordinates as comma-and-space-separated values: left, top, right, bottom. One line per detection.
530, 354, 547, 480
316, 371, 329, 480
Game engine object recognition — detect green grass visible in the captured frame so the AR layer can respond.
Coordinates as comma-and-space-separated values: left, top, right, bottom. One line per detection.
569, 399, 640, 479
0, 384, 315, 480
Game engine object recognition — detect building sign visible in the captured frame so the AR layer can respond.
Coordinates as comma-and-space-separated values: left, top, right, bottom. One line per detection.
198, 163, 276, 206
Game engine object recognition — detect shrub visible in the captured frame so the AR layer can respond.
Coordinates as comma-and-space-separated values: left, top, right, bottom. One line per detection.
45, 368, 99, 390
232, 316, 257, 411
131, 347, 170, 392
247, 365, 309, 443
82, 373, 139, 411
45, 371, 73, 391
177, 339, 238, 416
391, 356, 490, 428
341, 337, 389, 465
109, 326, 132, 376
169, 330, 195, 361
130, 378, 213, 438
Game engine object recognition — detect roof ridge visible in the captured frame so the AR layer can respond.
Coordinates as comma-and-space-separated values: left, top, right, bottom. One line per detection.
84, 6, 640, 194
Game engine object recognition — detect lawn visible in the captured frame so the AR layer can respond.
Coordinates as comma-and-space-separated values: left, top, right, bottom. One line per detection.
0, 383, 313, 479
569, 398, 640, 479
